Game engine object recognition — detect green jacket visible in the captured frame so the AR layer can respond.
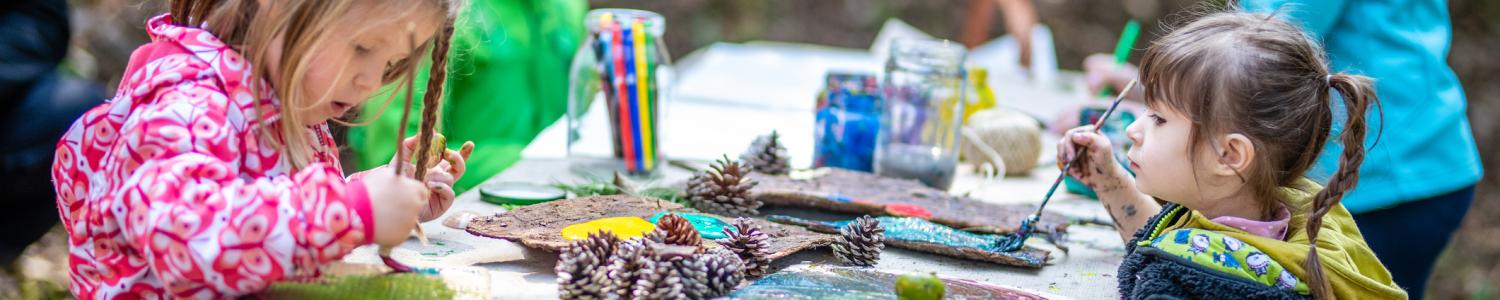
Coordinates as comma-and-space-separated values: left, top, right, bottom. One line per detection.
349, 0, 587, 192
1118, 178, 1406, 299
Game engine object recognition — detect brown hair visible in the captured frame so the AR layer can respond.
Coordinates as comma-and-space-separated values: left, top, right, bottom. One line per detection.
168, 0, 461, 168
1138, 11, 1379, 299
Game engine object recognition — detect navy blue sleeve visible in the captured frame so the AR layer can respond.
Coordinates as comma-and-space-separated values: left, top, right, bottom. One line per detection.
0, 0, 71, 102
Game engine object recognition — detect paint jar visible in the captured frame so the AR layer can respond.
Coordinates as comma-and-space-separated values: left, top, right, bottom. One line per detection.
566, 9, 671, 176
814, 72, 881, 172
875, 38, 968, 190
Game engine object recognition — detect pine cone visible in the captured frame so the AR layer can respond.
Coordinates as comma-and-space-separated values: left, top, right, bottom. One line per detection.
603, 238, 651, 299
699, 248, 745, 297
704, 246, 743, 270
581, 231, 621, 260
657, 213, 703, 248
643, 228, 667, 244
832, 215, 885, 267
673, 255, 713, 300
597, 236, 746, 300
717, 217, 772, 278
741, 131, 791, 175
631, 253, 687, 300
686, 157, 761, 216
667, 250, 742, 299
558, 231, 620, 299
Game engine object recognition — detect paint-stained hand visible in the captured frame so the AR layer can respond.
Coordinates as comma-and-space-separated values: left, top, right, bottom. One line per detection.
1057, 125, 1130, 193
420, 160, 457, 222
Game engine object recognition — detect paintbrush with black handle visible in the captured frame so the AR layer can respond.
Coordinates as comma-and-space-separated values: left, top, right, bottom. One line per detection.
1000, 78, 1138, 252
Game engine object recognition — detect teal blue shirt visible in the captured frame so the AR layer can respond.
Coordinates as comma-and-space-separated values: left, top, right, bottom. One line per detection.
1242, 0, 1482, 213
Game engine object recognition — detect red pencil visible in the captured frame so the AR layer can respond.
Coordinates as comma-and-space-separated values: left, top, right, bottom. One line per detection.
610, 17, 635, 171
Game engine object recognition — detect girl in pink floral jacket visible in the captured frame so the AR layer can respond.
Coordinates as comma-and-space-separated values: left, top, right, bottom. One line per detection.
50, 1, 466, 298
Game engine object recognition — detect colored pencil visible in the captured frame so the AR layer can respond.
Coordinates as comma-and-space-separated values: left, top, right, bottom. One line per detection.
610, 16, 634, 171
633, 19, 654, 171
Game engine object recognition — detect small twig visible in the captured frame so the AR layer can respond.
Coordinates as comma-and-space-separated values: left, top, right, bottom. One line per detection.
667, 159, 704, 173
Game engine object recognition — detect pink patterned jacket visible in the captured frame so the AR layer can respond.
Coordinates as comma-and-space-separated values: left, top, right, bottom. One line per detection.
51, 15, 374, 299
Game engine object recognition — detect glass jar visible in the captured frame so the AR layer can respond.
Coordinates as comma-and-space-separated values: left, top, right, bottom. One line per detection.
566, 9, 672, 176
814, 72, 881, 172
875, 38, 968, 190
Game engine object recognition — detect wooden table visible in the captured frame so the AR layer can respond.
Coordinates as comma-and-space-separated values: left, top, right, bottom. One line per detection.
341, 42, 1128, 299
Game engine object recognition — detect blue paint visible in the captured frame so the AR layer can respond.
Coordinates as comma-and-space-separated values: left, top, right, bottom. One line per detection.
768, 215, 1045, 267
726, 265, 1047, 300
827, 216, 1017, 253
814, 73, 880, 172
730, 269, 892, 299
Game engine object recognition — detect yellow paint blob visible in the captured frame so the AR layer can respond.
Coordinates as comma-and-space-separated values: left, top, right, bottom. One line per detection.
561, 217, 657, 241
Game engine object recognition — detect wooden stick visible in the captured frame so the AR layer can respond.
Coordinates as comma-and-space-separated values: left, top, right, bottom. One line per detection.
414, 218, 430, 246
381, 67, 417, 273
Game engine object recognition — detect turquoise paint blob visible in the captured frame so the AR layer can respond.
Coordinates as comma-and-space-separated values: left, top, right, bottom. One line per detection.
648, 212, 737, 240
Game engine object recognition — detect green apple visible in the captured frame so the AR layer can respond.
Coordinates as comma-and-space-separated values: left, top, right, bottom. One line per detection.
895, 272, 945, 300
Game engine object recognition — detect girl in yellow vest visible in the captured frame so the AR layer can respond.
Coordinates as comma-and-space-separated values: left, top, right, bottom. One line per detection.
1060, 11, 1406, 299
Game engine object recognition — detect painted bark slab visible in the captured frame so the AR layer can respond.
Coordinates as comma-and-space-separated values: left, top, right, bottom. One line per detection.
771, 215, 1051, 269
726, 265, 1059, 299
465, 195, 834, 261
750, 168, 1069, 235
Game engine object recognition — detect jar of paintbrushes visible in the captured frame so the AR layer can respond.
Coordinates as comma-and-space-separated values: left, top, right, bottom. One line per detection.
566, 9, 671, 176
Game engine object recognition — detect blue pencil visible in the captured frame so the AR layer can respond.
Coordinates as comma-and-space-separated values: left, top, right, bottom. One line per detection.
623, 20, 644, 172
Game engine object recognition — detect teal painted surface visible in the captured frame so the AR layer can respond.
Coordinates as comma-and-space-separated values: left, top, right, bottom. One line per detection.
648, 212, 736, 240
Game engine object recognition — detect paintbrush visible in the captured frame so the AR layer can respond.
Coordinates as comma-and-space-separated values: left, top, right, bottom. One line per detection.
1000, 78, 1138, 252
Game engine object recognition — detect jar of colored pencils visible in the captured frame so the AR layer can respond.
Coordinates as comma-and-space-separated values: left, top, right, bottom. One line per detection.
875, 38, 968, 190
566, 9, 671, 176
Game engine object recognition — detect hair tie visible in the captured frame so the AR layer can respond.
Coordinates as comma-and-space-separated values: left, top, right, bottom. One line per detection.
1324, 74, 1333, 87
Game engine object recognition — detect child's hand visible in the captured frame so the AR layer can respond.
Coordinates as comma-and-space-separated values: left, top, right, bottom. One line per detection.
1083, 53, 1143, 101
419, 159, 458, 222
363, 168, 428, 247
1057, 125, 1131, 193
393, 137, 470, 222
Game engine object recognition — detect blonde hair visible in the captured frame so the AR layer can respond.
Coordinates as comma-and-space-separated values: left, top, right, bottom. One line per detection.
169, 0, 462, 169
1139, 10, 1381, 299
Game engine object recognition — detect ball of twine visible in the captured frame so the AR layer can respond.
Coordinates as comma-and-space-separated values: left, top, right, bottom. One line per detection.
961, 108, 1043, 176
